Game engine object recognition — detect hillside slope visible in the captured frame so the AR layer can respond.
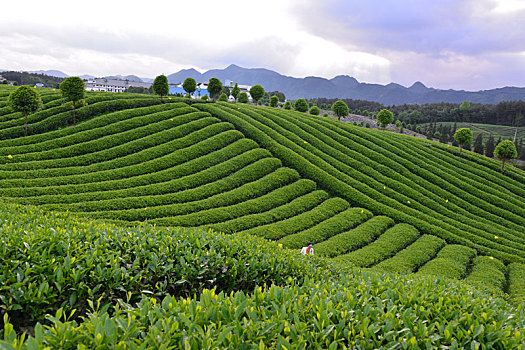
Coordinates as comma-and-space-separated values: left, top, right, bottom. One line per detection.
0, 86, 524, 297
2, 202, 524, 348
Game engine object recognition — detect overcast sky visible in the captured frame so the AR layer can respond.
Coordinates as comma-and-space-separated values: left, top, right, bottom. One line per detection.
1, 0, 524, 90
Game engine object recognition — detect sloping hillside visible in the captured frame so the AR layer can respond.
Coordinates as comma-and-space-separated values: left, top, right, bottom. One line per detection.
0, 86, 524, 297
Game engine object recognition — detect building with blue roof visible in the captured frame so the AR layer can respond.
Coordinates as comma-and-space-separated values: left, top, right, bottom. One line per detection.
169, 86, 208, 98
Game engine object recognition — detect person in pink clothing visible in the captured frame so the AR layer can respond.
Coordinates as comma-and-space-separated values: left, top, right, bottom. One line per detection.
300, 242, 314, 255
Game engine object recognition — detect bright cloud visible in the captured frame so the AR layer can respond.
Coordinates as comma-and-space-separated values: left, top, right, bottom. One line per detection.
0, 0, 523, 90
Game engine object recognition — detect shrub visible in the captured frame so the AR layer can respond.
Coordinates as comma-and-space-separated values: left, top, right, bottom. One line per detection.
309, 106, 320, 115
417, 244, 477, 279
466, 256, 506, 291
238, 92, 249, 104
315, 216, 394, 257
334, 223, 419, 267
373, 235, 446, 273
269, 95, 279, 107
293, 99, 308, 113
278, 208, 372, 249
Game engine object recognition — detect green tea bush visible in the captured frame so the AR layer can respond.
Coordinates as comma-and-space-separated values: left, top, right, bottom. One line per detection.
373, 235, 446, 273
15, 143, 268, 205
417, 244, 477, 279
0, 96, 167, 138
0, 202, 340, 332
207, 190, 329, 233
83, 167, 302, 221
0, 111, 211, 167
48, 157, 283, 212
0, 201, 523, 349
0, 103, 191, 157
208, 104, 525, 263
278, 208, 372, 248
149, 178, 317, 227
508, 263, 525, 304
334, 223, 419, 267
314, 215, 394, 257
243, 197, 349, 240
466, 256, 507, 291
0, 128, 243, 197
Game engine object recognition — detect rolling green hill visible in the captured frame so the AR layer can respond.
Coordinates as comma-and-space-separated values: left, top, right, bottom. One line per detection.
1, 85, 525, 347
1, 85, 525, 297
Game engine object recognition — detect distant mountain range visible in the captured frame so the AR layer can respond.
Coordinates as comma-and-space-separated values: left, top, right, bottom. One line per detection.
3, 66, 524, 105
167, 64, 525, 105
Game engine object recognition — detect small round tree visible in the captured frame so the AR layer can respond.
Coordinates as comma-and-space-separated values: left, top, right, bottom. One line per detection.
218, 93, 228, 102
207, 78, 223, 101
9, 85, 42, 135
395, 120, 402, 130
453, 128, 473, 154
377, 109, 394, 128
294, 98, 309, 113
60, 77, 85, 122
201, 95, 209, 101
182, 77, 197, 97
494, 140, 517, 172
283, 101, 292, 110
309, 106, 320, 115
152, 75, 169, 102
231, 83, 240, 102
238, 92, 249, 104
249, 85, 265, 105
270, 95, 279, 107
331, 100, 349, 121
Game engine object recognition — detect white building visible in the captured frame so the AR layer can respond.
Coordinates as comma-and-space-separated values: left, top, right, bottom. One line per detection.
84, 78, 152, 92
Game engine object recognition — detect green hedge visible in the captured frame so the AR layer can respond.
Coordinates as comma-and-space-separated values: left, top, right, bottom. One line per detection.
243, 197, 349, 240
0, 201, 341, 333
373, 235, 446, 274
204, 104, 524, 263
260, 106, 525, 248
149, 178, 316, 227
0, 102, 187, 148
278, 208, 372, 249
0, 103, 191, 157
507, 263, 525, 304
315, 216, 394, 258
466, 256, 507, 291
206, 190, 329, 234
1, 202, 524, 348
333, 223, 419, 267
306, 114, 525, 241
417, 244, 477, 279
46, 157, 283, 212
0, 110, 210, 169
13, 142, 267, 205
0, 97, 180, 139
0, 128, 243, 197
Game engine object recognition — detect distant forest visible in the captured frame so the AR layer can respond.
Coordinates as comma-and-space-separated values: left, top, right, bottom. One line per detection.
1, 71, 64, 88
309, 98, 525, 128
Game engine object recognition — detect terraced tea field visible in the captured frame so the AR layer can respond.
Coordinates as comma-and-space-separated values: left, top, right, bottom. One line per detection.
0, 86, 524, 300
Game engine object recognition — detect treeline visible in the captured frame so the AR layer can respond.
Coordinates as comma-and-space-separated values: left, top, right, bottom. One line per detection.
391, 101, 525, 126
308, 98, 383, 114
1, 71, 64, 88
307, 98, 525, 127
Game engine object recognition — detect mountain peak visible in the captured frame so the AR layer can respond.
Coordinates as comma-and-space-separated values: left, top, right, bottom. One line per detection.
410, 81, 427, 89
225, 64, 242, 70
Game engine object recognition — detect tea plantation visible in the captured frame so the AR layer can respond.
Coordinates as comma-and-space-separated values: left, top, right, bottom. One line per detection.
0, 85, 524, 348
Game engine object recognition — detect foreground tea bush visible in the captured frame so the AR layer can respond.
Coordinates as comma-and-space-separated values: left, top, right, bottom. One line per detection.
1, 202, 525, 349
0, 202, 338, 332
